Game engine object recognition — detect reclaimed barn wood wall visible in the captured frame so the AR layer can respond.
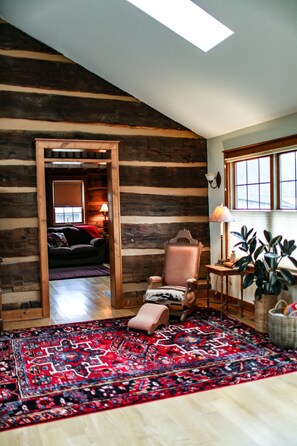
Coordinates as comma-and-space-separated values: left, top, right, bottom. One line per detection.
0, 20, 210, 316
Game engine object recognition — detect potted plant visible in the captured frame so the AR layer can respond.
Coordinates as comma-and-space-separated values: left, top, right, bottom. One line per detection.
231, 226, 297, 333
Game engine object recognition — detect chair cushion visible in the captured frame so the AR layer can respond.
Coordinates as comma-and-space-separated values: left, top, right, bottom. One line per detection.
144, 286, 185, 304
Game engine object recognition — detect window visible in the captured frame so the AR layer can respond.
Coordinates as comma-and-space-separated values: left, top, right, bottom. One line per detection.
52, 180, 84, 224
279, 151, 297, 209
234, 156, 271, 209
224, 135, 297, 271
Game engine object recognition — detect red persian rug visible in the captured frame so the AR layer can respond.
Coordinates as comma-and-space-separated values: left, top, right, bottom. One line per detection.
1, 308, 297, 431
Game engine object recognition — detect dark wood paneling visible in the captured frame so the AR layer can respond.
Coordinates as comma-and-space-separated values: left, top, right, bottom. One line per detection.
0, 131, 206, 162
0, 165, 36, 187
0, 193, 37, 218
120, 194, 208, 217
0, 228, 39, 257
0, 91, 187, 130
120, 165, 208, 188
119, 137, 207, 162
0, 261, 40, 288
122, 251, 209, 283
122, 254, 165, 283
0, 23, 59, 53
121, 222, 209, 249
0, 55, 130, 95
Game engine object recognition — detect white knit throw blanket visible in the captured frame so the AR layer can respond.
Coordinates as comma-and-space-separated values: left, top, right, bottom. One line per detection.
144, 287, 185, 303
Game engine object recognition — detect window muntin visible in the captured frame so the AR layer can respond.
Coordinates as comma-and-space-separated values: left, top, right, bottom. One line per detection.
279, 150, 297, 209
234, 156, 271, 209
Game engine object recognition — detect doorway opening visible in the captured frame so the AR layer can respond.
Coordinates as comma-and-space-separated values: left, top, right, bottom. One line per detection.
35, 139, 123, 317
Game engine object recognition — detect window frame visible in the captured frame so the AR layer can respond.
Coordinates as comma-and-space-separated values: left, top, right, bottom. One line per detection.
51, 177, 86, 225
224, 134, 297, 211
232, 155, 273, 210
277, 150, 297, 210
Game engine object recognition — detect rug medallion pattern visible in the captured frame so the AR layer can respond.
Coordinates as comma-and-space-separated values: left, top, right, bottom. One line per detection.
1, 309, 296, 431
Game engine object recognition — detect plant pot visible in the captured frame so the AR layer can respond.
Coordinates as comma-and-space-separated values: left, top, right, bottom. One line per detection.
254, 294, 278, 333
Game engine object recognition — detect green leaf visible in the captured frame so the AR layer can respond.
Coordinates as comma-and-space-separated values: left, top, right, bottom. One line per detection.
249, 238, 257, 254
254, 245, 264, 260
264, 229, 272, 243
279, 268, 295, 285
246, 228, 254, 238
289, 256, 297, 268
243, 273, 254, 289
230, 231, 242, 240
242, 225, 247, 239
271, 235, 282, 246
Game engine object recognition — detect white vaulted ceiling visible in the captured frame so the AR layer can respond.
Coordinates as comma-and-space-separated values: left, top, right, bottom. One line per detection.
0, 0, 297, 138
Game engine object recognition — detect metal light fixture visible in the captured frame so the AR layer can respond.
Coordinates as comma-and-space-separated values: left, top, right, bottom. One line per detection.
205, 171, 221, 189
209, 204, 234, 264
100, 202, 109, 233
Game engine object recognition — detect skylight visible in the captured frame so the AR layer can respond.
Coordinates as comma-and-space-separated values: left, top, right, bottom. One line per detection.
126, 0, 234, 52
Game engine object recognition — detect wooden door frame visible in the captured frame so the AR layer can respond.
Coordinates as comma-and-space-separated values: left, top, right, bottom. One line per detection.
35, 138, 123, 317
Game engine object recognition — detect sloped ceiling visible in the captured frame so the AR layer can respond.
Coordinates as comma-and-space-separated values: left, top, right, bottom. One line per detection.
1, 0, 297, 138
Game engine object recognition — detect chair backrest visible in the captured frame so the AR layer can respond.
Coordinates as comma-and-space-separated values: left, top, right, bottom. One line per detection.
163, 230, 203, 287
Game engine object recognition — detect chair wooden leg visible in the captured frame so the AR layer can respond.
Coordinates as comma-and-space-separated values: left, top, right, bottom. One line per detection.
180, 305, 197, 322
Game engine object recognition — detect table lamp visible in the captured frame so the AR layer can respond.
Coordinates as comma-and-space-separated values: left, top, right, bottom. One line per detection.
209, 204, 234, 264
100, 202, 108, 233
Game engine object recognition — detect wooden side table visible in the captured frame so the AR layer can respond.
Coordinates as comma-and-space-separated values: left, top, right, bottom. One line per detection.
206, 264, 244, 318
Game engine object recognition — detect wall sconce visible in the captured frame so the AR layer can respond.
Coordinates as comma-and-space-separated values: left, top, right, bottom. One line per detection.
100, 202, 108, 233
205, 171, 221, 189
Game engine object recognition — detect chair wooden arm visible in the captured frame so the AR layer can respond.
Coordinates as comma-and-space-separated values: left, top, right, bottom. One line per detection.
147, 276, 163, 289
186, 278, 197, 291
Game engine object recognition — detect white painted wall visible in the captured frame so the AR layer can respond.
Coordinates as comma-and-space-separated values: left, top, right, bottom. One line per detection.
206, 111, 297, 301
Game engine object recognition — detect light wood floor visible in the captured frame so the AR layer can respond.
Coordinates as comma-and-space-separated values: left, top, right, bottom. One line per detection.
2, 276, 297, 446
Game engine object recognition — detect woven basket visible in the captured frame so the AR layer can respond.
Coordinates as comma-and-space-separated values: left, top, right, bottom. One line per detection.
254, 294, 278, 333
268, 300, 297, 349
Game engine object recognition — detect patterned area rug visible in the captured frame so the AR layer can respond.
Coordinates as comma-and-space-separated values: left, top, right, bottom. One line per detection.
1, 308, 297, 431
49, 264, 110, 280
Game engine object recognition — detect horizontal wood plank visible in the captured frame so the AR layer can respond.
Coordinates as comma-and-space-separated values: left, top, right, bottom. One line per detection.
119, 165, 208, 188
121, 222, 210, 248
120, 193, 208, 216
0, 23, 59, 53
119, 136, 207, 162
3, 307, 43, 321
0, 228, 39, 257
0, 165, 36, 187
0, 91, 188, 130
0, 261, 40, 289
122, 251, 209, 284
0, 131, 205, 161
0, 193, 37, 217
0, 55, 130, 95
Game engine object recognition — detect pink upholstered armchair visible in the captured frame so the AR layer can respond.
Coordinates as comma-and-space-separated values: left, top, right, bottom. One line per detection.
144, 229, 203, 321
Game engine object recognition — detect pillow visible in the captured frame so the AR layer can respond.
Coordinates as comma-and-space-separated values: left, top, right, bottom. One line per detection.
55, 232, 69, 247
47, 232, 69, 248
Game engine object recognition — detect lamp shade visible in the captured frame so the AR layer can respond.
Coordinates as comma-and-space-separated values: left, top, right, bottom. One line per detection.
209, 204, 234, 223
100, 203, 108, 213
